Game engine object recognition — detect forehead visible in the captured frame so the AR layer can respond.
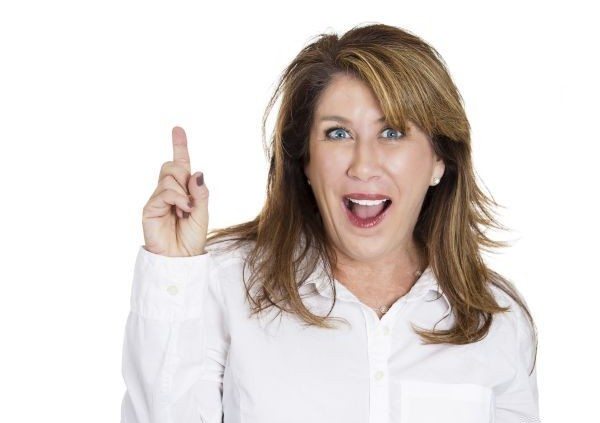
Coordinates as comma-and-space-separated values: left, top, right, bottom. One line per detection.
314, 74, 384, 121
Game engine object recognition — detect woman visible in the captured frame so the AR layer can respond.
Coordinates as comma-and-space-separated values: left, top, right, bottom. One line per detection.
121, 23, 539, 423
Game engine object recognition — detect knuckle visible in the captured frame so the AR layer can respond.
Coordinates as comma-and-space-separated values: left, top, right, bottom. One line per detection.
173, 161, 191, 175
173, 166, 190, 181
159, 161, 173, 173
173, 157, 190, 165
160, 175, 186, 193
160, 166, 189, 186
159, 187, 177, 199
196, 186, 210, 199
162, 174, 177, 185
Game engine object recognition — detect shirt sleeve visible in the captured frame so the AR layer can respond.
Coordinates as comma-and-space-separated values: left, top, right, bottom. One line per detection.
494, 304, 540, 422
120, 245, 229, 423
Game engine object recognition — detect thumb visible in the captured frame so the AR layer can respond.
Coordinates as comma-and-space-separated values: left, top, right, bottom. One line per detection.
187, 171, 209, 222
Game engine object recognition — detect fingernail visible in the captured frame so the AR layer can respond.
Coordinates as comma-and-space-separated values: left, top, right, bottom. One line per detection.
196, 173, 204, 186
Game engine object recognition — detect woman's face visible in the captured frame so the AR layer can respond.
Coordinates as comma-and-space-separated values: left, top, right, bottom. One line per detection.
304, 73, 445, 264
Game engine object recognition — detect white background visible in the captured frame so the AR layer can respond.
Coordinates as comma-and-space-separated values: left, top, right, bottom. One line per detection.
0, 1, 597, 421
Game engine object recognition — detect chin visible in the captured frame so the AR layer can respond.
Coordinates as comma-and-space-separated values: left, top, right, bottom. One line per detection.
337, 238, 390, 260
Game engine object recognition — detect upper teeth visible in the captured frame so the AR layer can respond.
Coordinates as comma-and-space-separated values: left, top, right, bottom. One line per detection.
346, 198, 388, 206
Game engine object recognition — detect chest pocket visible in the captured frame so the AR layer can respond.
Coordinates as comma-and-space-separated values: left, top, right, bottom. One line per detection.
398, 380, 494, 423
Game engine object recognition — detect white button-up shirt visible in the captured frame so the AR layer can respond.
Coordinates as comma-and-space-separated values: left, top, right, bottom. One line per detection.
121, 243, 540, 423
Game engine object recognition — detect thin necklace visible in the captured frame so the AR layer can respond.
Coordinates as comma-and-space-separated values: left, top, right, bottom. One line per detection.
369, 268, 424, 316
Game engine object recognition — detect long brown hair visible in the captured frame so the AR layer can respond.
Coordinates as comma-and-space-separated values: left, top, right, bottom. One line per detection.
205, 23, 537, 375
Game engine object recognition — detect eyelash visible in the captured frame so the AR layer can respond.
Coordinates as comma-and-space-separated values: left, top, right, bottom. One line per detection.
324, 126, 404, 141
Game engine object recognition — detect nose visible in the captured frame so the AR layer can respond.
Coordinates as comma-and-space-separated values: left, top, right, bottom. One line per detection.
346, 140, 382, 182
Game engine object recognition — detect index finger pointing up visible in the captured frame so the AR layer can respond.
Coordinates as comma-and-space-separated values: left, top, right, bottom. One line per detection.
172, 126, 191, 171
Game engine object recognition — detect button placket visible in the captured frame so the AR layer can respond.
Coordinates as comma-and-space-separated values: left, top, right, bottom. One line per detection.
371, 324, 392, 381
367, 318, 393, 423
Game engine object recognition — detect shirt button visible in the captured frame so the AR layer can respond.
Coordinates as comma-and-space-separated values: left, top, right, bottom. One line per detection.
166, 285, 179, 295
374, 370, 384, 380
383, 326, 390, 336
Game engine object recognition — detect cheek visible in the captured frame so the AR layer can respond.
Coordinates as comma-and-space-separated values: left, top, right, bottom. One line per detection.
386, 151, 431, 182
310, 147, 348, 179
384, 161, 431, 203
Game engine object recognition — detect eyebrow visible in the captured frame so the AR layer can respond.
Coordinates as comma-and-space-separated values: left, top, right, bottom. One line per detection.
318, 115, 386, 124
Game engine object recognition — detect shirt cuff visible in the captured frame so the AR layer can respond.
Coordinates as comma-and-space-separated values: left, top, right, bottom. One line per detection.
129, 245, 211, 322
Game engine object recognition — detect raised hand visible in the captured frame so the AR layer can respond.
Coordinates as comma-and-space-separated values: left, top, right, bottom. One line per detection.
142, 126, 209, 257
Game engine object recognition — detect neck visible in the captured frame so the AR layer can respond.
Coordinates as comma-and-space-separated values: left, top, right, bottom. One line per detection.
333, 242, 427, 294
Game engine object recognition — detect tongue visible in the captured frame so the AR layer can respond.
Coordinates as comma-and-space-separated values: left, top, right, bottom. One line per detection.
352, 203, 385, 219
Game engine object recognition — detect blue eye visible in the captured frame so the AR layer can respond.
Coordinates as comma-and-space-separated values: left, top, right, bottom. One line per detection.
324, 126, 404, 141
381, 128, 403, 139
325, 126, 352, 140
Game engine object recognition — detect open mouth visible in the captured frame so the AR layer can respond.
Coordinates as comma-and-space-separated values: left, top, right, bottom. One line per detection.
341, 196, 393, 228
343, 197, 392, 217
